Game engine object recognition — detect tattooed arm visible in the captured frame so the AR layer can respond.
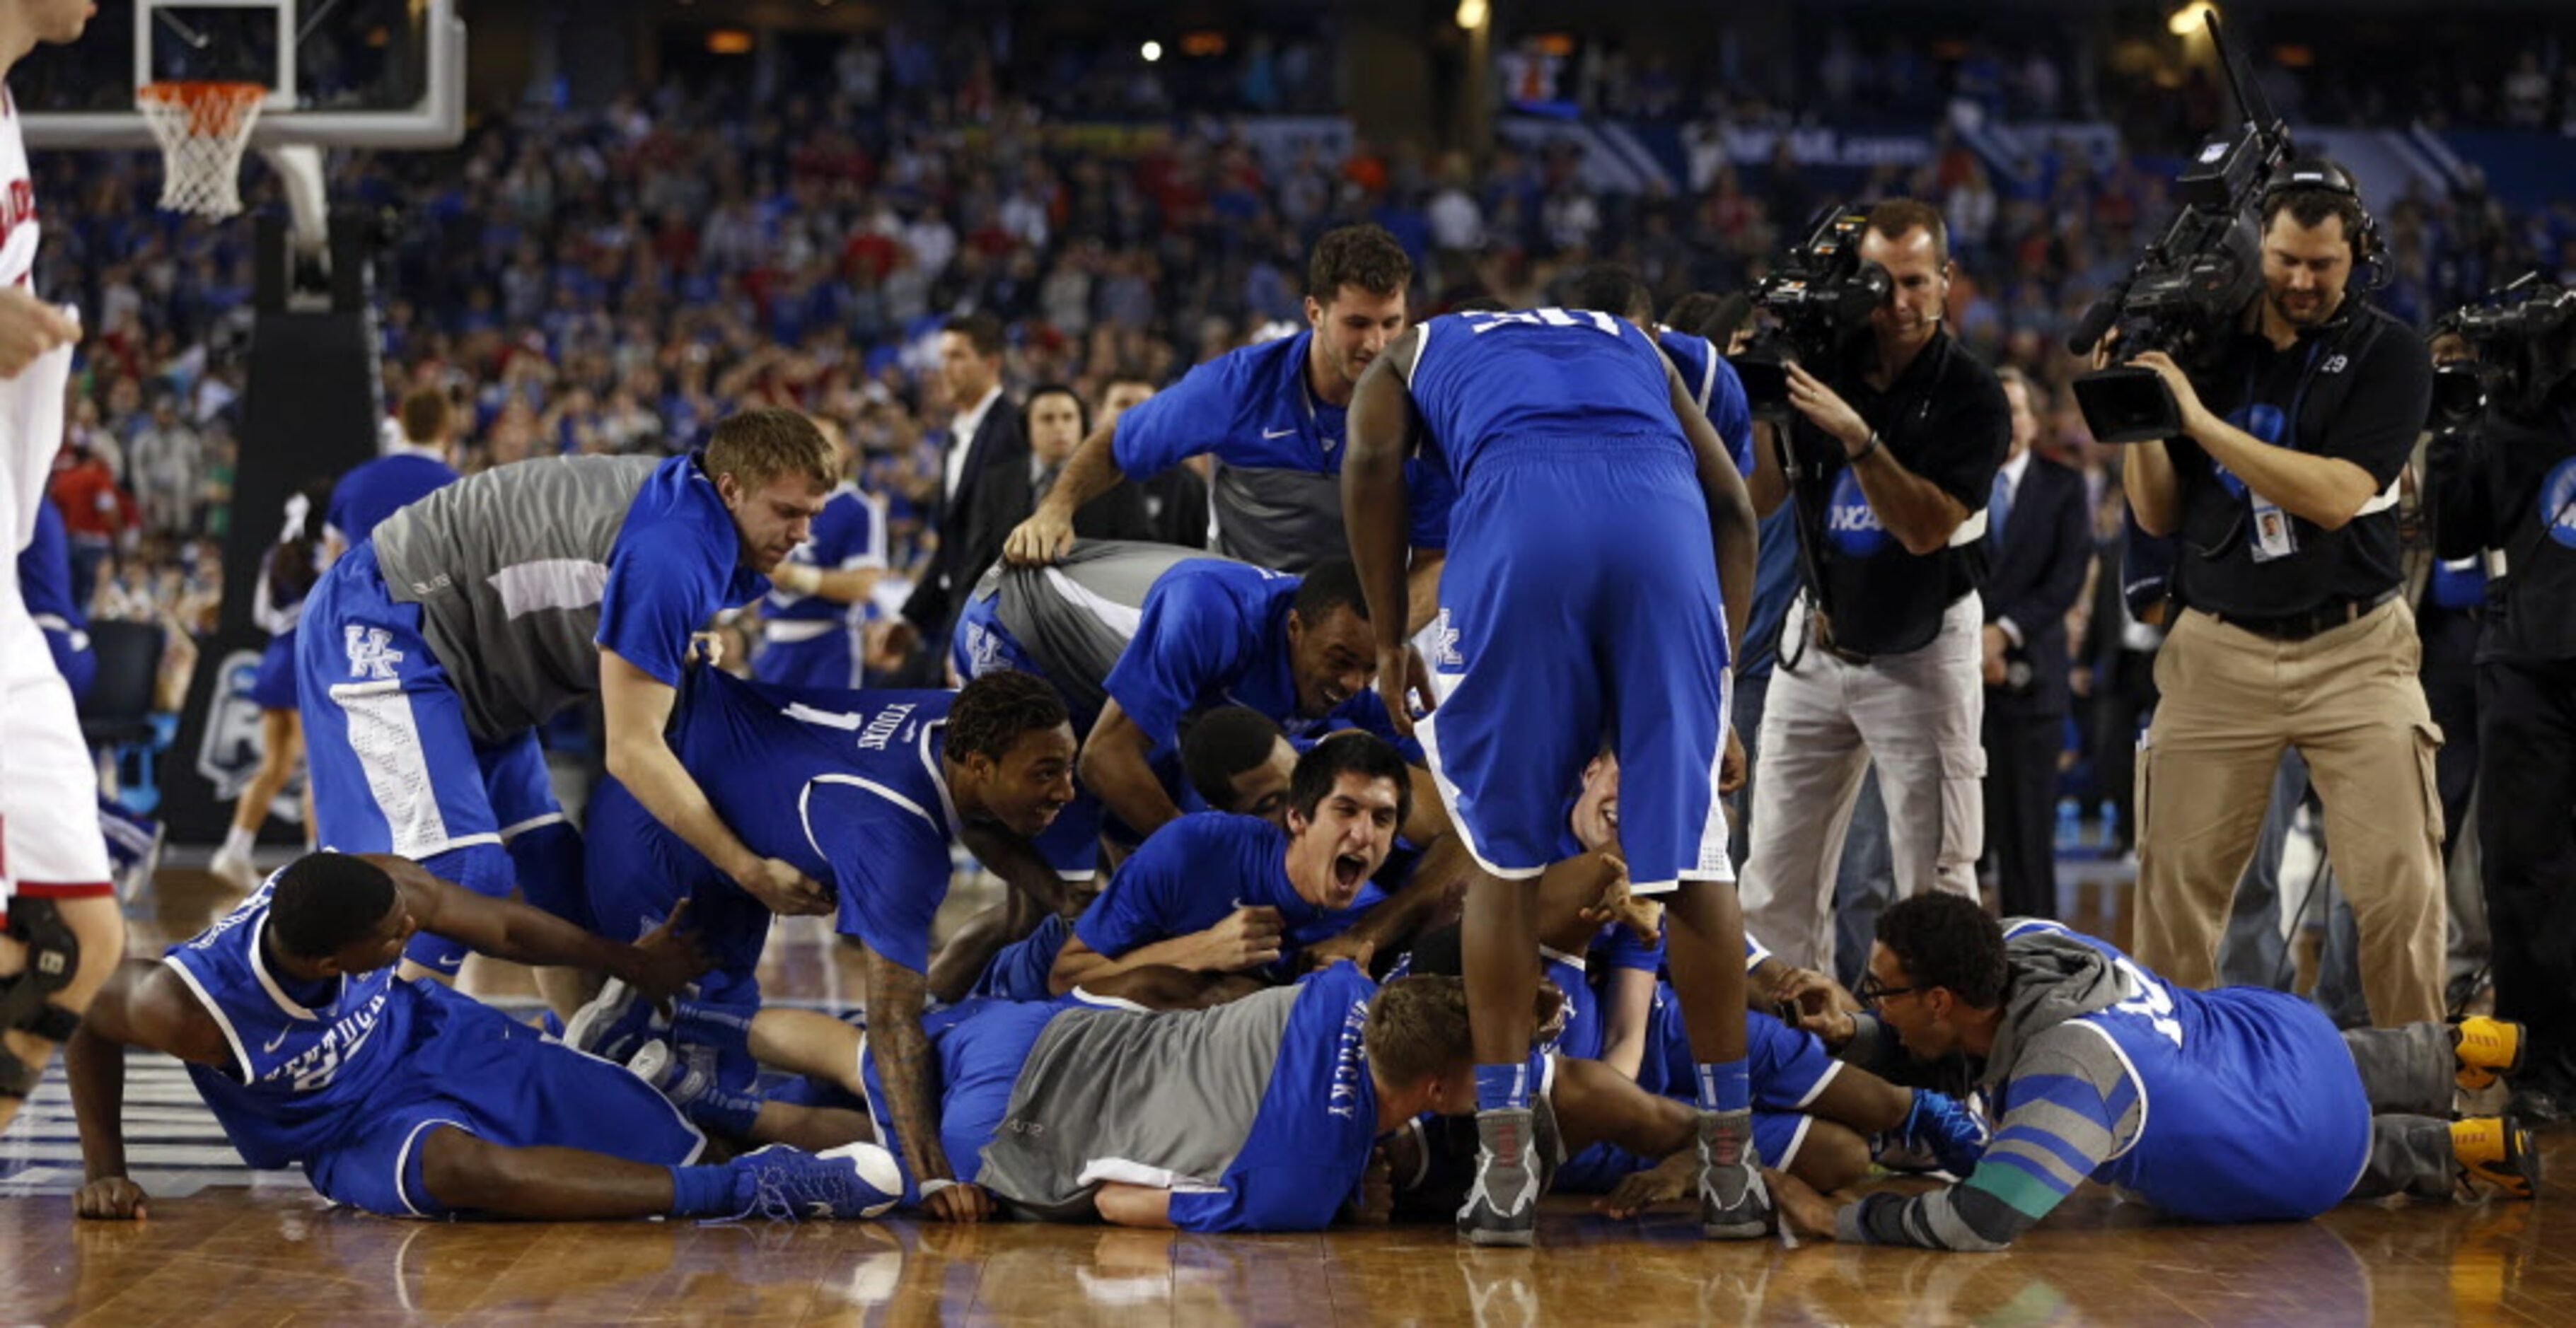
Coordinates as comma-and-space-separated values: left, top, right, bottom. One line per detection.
861, 945, 994, 1222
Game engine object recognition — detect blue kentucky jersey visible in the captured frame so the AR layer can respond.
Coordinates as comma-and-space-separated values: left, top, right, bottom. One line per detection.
326, 451, 460, 549
1406, 308, 1689, 485
764, 483, 888, 623
1108, 330, 1453, 551
17, 497, 92, 694
1102, 558, 1411, 756
1166, 961, 1384, 1233
161, 875, 421, 1170
625, 668, 965, 973
1538, 948, 1603, 1061
1656, 327, 1758, 477
1072, 813, 1388, 981
1990, 920, 2371, 1225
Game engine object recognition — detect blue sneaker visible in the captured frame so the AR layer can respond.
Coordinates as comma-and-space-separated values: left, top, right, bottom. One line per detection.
727, 1143, 905, 1221
1901, 1090, 1992, 1177
564, 977, 665, 1063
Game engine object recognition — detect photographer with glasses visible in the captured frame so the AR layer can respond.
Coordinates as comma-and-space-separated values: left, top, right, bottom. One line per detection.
2114, 161, 2444, 1027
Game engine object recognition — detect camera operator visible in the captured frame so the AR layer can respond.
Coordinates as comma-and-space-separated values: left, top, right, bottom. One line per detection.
1737, 199, 2010, 974
2118, 161, 2444, 1027
2426, 304, 2576, 1118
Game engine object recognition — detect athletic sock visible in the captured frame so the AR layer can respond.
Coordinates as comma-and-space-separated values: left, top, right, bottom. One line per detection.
683, 1086, 764, 1138
220, 826, 255, 859
1695, 1059, 1751, 1114
666, 1163, 738, 1216
1474, 1061, 1531, 1113
673, 998, 756, 1059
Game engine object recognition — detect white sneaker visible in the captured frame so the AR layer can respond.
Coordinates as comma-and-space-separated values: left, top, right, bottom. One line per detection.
207, 845, 262, 893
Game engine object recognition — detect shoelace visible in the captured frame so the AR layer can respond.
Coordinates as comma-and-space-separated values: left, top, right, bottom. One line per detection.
707, 1157, 857, 1225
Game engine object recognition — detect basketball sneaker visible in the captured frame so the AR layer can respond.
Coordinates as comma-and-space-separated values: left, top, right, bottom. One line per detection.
564, 977, 666, 1063
728, 1143, 904, 1221
1898, 1089, 1992, 1177
2452, 1017, 2526, 1092
627, 1038, 719, 1105
207, 841, 262, 894
1697, 1109, 1773, 1239
2453, 1117, 2540, 1200
1456, 1107, 1541, 1247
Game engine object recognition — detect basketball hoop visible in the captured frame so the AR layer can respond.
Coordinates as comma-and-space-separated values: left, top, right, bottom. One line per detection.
137, 81, 267, 219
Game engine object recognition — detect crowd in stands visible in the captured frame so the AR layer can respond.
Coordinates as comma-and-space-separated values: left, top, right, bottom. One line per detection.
30, 25, 2576, 654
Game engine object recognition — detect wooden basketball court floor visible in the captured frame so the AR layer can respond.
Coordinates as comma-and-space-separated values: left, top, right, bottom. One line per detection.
4, 868, 2567, 1326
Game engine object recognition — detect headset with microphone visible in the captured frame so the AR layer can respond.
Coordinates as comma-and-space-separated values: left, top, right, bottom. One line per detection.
2259, 158, 2387, 289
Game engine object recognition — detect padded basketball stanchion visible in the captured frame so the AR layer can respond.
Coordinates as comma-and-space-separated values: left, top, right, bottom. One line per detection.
262, 144, 330, 254
135, 80, 266, 218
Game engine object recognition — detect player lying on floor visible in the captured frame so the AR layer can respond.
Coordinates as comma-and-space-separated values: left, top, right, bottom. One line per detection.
64, 852, 898, 1223
1763, 895, 2541, 1250
570, 665, 1077, 1223
767, 964, 1878, 1233
969, 732, 1448, 1008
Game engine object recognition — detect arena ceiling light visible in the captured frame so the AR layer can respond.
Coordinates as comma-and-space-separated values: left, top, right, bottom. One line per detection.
1457, 0, 1490, 32
1141, 40, 1164, 62
2168, 1, 2219, 37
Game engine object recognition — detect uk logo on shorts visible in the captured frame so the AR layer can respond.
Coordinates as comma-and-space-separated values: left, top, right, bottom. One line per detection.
343, 626, 405, 681
1826, 469, 1893, 557
1430, 609, 1464, 670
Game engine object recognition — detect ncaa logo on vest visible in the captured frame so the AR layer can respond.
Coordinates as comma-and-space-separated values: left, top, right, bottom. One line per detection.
1826, 470, 1895, 557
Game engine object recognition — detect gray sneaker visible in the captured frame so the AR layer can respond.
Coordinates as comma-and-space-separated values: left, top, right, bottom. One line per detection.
1456, 1107, 1541, 1247
1698, 1109, 1773, 1239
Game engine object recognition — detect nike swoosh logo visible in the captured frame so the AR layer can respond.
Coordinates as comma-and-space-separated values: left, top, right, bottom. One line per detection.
263, 1030, 291, 1053
1262, 427, 1296, 439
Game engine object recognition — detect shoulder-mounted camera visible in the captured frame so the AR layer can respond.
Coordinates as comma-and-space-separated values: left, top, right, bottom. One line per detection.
1730, 206, 1893, 420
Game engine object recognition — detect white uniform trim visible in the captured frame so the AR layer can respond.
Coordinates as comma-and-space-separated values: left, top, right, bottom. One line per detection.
248, 916, 335, 1023
393, 1116, 473, 1217
800, 774, 939, 863
327, 678, 499, 860
1789, 1057, 1846, 1111
1412, 706, 1545, 881
158, 955, 253, 1081
1077, 1157, 1226, 1194
496, 812, 567, 843
1040, 566, 1145, 641
486, 558, 611, 620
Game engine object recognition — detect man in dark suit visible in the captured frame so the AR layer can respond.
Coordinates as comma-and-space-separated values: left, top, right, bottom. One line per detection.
1980, 367, 2094, 919
1102, 374, 1209, 549
901, 313, 1023, 658
981, 384, 1152, 555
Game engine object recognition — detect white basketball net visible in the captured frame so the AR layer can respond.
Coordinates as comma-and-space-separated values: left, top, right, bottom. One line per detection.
137, 82, 267, 219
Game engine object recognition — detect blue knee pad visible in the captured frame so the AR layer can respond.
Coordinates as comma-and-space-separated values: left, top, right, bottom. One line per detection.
405, 843, 515, 974
504, 820, 593, 933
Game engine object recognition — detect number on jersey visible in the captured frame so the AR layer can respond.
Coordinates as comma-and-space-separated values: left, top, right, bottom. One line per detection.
1462, 307, 1622, 337
2111, 957, 2184, 1049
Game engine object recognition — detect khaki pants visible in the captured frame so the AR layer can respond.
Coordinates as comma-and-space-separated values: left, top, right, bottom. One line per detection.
1739, 593, 1986, 974
2135, 600, 2447, 1027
